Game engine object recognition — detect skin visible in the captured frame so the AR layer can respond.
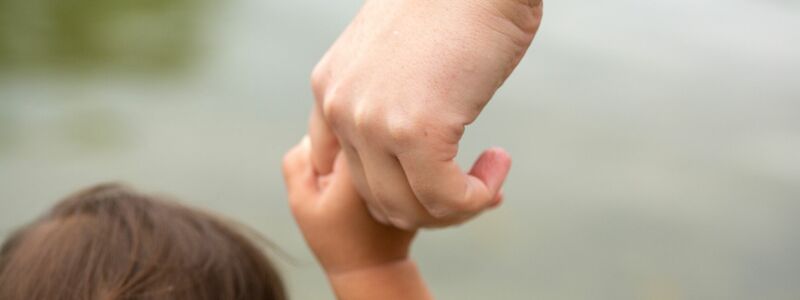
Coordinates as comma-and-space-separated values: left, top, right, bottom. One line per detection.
283, 137, 432, 299
308, 0, 543, 229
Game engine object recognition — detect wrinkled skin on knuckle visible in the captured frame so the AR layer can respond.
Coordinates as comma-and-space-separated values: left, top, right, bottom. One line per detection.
415, 189, 455, 218
374, 197, 420, 230
417, 183, 485, 221
480, 0, 543, 35
425, 201, 468, 219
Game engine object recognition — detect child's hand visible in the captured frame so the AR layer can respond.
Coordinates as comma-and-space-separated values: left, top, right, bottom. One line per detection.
282, 136, 416, 276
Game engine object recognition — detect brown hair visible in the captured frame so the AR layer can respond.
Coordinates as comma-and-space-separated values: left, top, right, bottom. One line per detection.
0, 183, 286, 300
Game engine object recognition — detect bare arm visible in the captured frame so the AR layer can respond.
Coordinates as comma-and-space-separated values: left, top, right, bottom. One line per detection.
328, 260, 431, 300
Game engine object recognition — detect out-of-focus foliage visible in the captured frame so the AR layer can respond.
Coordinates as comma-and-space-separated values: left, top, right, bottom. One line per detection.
0, 0, 208, 72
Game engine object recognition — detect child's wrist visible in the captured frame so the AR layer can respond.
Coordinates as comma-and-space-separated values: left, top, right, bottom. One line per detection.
324, 257, 414, 279
326, 259, 432, 300
311, 232, 416, 278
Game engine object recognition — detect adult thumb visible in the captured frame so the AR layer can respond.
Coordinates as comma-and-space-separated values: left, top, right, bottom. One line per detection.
468, 147, 512, 205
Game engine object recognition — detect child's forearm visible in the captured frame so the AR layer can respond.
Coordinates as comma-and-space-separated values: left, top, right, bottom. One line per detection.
326, 259, 432, 300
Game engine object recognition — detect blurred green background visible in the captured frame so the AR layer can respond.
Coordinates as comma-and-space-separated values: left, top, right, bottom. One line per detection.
1, 0, 799, 299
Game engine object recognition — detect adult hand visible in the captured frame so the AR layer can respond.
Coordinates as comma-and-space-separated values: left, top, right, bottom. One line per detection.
309, 0, 543, 229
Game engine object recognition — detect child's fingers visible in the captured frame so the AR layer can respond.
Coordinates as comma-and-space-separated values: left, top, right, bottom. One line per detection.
309, 102, 341, 175
323, 153, 363, 206
282, 136, 320, 201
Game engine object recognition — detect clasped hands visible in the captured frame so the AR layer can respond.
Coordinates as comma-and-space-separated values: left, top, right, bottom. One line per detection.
298, 0, 543, 230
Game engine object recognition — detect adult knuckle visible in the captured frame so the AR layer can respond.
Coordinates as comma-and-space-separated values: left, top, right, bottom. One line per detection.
387, 118, 426, 146
321, 95, 346, 125
352, 103, 381, 134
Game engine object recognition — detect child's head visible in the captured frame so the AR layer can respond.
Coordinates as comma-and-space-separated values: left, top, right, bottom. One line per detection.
0, 183, 286, 300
